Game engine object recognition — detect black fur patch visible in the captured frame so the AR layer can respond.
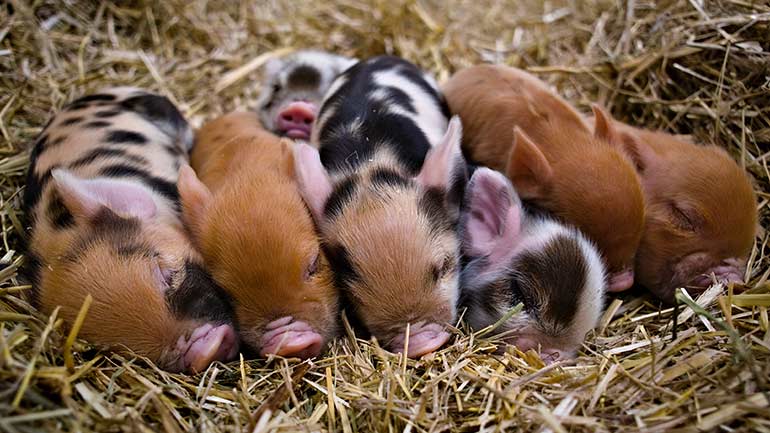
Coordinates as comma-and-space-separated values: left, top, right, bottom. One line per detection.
324, 175, 359, 219
119, 94, 189, 141
99, 164, 179, 207
115, 243, 153, 258
22, 252, 43, 308
62, 209, 143, 263
369, 167, 410, 189
60, 116, 84, 127
106, 130, 148, 145
47, 190, 75, 229
418, 187, 453, 233
323, 243, 359, 292
94, 109, 122, 118
166, 261, 235, 324
69, 93, 117, 105
83, 120, 111, 129
69, 148, 148, 168
287, 65, 321, 89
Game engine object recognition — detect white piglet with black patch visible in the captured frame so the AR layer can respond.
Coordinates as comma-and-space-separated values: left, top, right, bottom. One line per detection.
460, 168, 606, 361
292, 56, 467, 357
257, 50, 357, 139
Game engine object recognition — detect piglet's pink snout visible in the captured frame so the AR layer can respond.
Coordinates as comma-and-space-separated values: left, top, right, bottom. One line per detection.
607, 268, 634, 292
691, 259, 745, 288
389, 322, 450, 358
260, 317, 324, 359
513, 336, 572, 364
276, 101, 316, 139
182, 323, 239, 373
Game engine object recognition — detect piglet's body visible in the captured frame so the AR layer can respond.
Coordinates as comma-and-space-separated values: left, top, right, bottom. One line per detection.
587, 119, 757, 302
293, 56, 468, 357
24, 88, 237, 373
443, 65, 644, 292
460, 168, 606, 361
179, 112, 337, 359
258, 50, 357, 140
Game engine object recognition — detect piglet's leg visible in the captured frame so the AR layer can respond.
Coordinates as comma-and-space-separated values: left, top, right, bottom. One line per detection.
260, 317, 324, 359
183, 323, 239, 373
389, 322, 450, 358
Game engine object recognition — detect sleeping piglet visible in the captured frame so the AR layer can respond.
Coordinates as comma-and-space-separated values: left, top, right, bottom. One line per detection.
588, 117, 757, 302
460, 168, 606, 361
178, 112, 338, 358
442, 65, 645, 293
257, 50, 357, 140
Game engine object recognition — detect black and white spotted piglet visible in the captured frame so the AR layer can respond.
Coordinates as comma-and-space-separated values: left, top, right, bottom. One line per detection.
257, 50, 357, 139
292, 56, 467, 357
460, 168, 606, 362
23, 87, 238, 373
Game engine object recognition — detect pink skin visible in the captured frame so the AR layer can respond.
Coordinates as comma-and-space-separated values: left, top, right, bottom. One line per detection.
388, 322, 451, 358
689, 258, 744, 288
276, 101, 317, 139
179, 323, 239, 373
674, 254, 746, 291
512, 335, 572, 365
260, 316, 324, 359
607, 268, 635, 293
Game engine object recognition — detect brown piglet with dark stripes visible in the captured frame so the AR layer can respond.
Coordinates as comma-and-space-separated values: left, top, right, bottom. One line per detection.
24, 87, 238, 373
178, 112, 338, 359
443, 65, 645, 292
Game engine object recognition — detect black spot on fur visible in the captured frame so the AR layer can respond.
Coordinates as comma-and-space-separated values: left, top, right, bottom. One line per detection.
106, 130, 148, 145
287, 65, 322, 89
418, 187, 453, 233
119, 94, 189, 142
115, 244, 153, 258
166, 261, 235, 324
83, 120, 111, 129
60, 116, 84, 127
323, 243, 359, 292
70, 93, 117, 105
369, 167, 410, 189
99, 164, 179, 207
47, 190, 75, 229
68, 148, 142, 168
324, 175, 359, 219
22, 252, 43, 308
94, 109, 122, 118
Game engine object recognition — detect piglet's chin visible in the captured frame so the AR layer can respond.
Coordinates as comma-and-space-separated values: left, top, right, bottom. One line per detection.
179, 323, 239, 374
388, 322, 451, 358
260, 317, 324, 359
607, 268, 635, 292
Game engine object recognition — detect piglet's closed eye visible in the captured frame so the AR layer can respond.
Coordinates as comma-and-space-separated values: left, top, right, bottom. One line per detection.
51, 168, 157, 221
462, 168, 522, 273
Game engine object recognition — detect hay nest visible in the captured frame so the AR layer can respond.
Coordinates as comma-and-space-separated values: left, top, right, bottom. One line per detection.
1, 0, 769, 431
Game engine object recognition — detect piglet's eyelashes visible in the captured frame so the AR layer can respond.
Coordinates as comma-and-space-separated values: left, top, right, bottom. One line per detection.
666, 201, 702, 233
304, 251, 320, 281
151, 256, 176, 293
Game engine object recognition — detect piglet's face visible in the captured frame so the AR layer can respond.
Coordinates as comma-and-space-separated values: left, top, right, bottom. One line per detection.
617, 130, 757, 302
293, 117, 467, 357
41, 170, 238, 373
460, 168, 606, 361
178, 158, 338, 360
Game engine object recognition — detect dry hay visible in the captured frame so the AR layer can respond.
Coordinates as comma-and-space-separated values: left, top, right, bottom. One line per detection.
1, 0, 769, 431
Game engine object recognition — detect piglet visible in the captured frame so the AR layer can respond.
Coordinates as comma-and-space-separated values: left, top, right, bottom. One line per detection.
588, 117, 757, 302
178, 112, 338, 358
460, 168, 606, 361
442, 65, 645, 292
293, 56, 467, 357
23, 88, 238, 373
257, 50, 357, 140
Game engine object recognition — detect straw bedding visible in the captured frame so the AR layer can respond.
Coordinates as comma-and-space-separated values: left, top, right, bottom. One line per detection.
1, 0, 768, 431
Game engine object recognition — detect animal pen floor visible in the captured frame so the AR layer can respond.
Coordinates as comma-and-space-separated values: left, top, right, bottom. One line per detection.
1, 1, 769, 432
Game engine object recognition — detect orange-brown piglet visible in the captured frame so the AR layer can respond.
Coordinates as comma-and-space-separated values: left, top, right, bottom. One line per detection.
178, 112, 338, 358
588, 118, 757, 302
443, 65, 645, 292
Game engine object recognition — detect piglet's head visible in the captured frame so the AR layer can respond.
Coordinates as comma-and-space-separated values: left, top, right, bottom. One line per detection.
598, 121, 758, 302
506, 108, 645, 293
460, 168, 606, 362
40, 170, 238, 373
178, 144, 338, 360
293, 117, 468, 358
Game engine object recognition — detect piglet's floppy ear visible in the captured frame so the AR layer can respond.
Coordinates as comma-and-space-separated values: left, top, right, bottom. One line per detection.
416, 115, 464, 189
591, 104, 646, 172
462, 168, 522, 264
51, 169, 157, 222
506, 127, 553, 199
177, 164, 213, 238
292, 141, 333, 222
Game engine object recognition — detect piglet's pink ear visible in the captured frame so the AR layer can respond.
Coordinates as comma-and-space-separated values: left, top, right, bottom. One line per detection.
177, 164, 213, 240
416, 115, 463, 189
51, 169, 157, 222
462, 168, 522, 266
292, 141, 333, 222
591, 104, 646, 172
